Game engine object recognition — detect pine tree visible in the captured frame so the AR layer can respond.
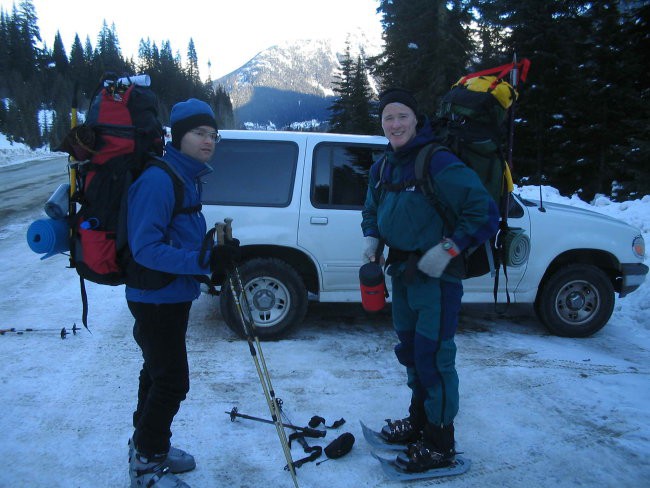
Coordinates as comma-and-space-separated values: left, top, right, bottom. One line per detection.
613, 3, 650, 200
209, 84, 235, 130
348, 55, 375, 134
14, 0, 41, 81
374, 0, 473, 115
68, 34, 86, 91
81, 35, 98, 98
95, 20, 126, 76
471, 0, 592, 195
51, 31, 68, 75
328, 42, 356, 133
0, 97, 7, 132
186, 38, 201, 87
0, 10, 10, 88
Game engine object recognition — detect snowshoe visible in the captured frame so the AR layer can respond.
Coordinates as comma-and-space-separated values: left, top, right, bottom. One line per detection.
395, 422, 456, 472
372, 451, 470, 481
395, 440, 456, 472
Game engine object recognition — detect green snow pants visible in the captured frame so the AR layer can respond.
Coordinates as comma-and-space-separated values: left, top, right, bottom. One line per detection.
390, 271, 463, 426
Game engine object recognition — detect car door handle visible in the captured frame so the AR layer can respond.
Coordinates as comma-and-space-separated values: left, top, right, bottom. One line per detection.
310, 217, 328, 225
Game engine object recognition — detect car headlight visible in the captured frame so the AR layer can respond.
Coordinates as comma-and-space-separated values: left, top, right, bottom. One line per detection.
633, 235, 646, 259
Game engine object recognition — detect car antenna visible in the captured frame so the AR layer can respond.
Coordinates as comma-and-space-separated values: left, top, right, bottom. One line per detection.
538, 184, 546, 212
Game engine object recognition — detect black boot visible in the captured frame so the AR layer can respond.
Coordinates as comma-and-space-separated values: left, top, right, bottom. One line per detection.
380, 398, 426, 444
396, 422, 456, 473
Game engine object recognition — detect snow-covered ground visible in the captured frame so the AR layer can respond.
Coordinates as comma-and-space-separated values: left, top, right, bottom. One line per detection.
0, 133, 60, 167
0, 139, 648, 487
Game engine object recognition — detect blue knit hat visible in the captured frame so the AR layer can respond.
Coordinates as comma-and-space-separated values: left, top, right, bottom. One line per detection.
170, 98, 218, 149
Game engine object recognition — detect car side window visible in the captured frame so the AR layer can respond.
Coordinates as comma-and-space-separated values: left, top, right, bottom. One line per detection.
201, 139, 298, 207
508, 195, 525, 218
312, 143, 384, 209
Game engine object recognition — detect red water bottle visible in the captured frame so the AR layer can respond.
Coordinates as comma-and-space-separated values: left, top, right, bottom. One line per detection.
359, 240, 387, 312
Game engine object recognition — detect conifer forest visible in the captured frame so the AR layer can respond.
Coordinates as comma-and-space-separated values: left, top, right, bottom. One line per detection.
1, 0, 648, 201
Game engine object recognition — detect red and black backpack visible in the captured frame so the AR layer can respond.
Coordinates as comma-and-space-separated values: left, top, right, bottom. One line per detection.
59, 74, 198, 327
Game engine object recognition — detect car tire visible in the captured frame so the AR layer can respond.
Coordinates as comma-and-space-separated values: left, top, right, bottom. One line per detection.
220, 257, 308, 340
535, 264, 615, 337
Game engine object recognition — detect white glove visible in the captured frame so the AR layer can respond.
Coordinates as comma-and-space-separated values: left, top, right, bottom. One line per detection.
362, 236, 379, 263
417, 239, 460, 278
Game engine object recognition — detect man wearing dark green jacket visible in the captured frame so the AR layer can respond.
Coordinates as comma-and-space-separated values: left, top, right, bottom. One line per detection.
361, 88, 499, 473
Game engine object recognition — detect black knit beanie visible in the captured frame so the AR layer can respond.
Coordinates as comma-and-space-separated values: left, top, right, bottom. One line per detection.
378, 88, 419, 116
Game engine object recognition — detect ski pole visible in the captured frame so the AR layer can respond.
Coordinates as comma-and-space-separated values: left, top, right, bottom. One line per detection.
0, 323, 80, 339
226, 407, 326, 438
218, 219, 300, 487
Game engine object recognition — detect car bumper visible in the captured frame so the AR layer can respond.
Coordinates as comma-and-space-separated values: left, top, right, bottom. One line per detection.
619, 263, 649, 297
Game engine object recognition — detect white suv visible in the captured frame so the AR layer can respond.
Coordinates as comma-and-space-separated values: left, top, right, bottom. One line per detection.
201, 130, 648, 340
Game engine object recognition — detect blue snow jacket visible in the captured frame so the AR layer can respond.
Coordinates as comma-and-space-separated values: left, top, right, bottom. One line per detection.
361, 120, 499, 280
125, 143, 212, 304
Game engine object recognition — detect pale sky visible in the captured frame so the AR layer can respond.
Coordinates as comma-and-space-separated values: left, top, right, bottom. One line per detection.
0, 0, 383, 80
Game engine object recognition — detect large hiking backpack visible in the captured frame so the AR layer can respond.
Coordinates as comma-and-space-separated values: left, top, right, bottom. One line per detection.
431, 60, 530, 279
57, 74, 197, 327
432, 63, 531, 208
380, 60, 530, 279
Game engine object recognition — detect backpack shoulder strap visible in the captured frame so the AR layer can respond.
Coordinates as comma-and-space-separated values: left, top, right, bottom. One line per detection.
375, 154, 388, 189
414, 143, 454, 230
146, 157, 202, 216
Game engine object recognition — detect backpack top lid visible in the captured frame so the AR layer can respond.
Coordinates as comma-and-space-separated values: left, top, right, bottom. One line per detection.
439, 59, 531, 126
455, 75, 518, 110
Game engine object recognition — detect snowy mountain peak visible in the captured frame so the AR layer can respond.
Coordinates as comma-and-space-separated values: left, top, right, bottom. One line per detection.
215, 36, 382, 129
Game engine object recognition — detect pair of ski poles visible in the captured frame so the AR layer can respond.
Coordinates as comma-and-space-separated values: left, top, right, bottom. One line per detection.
215, 218, 299, 488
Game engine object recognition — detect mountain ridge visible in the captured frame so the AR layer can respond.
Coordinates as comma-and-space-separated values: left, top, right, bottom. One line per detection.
214, 32, 382, 129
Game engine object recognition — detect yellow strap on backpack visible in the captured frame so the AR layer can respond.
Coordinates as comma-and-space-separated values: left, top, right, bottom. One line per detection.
453, 75, 518, 110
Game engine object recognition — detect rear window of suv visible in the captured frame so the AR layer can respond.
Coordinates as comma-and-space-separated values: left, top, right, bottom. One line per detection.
202, 139, 298, 206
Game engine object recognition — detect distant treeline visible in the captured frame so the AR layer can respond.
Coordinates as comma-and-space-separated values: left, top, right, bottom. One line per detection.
1, 0, 649, 201
0, 0, 235, 151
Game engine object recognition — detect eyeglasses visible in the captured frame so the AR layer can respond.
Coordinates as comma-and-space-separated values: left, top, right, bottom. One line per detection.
189, 129, 221, 143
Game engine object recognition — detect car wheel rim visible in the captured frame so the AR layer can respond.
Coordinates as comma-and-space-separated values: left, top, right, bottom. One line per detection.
242, 276, 291, 328
554, 279, 600, 325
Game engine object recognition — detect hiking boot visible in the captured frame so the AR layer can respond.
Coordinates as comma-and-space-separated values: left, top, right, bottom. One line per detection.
129, 438, 196, 474
129, 451, 191, 488
395, 423, 456, 473
380, 398, 426, 444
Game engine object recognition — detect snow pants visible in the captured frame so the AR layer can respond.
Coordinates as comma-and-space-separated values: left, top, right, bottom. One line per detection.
390, 271, 462, 426
128, 301, 192, 456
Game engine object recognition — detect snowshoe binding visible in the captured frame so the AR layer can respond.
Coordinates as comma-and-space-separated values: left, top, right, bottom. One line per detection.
380, 397, 426, 444
396, 440, 455, 472
381, 417, 423, 444
396, 422, 456, 472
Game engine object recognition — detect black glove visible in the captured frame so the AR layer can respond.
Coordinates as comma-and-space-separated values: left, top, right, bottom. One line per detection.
210, 238, 241, 281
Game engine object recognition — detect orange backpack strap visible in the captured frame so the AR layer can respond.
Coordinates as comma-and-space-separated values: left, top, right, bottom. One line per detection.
458, 58, 531, 86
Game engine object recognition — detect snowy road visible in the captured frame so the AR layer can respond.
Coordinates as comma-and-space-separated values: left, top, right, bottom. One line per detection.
0, 155, 69, 223
0, 159, 648, 487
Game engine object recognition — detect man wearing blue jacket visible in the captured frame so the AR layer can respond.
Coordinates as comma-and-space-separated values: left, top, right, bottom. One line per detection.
362, 88, 499, 473
126, 98, 236, 488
